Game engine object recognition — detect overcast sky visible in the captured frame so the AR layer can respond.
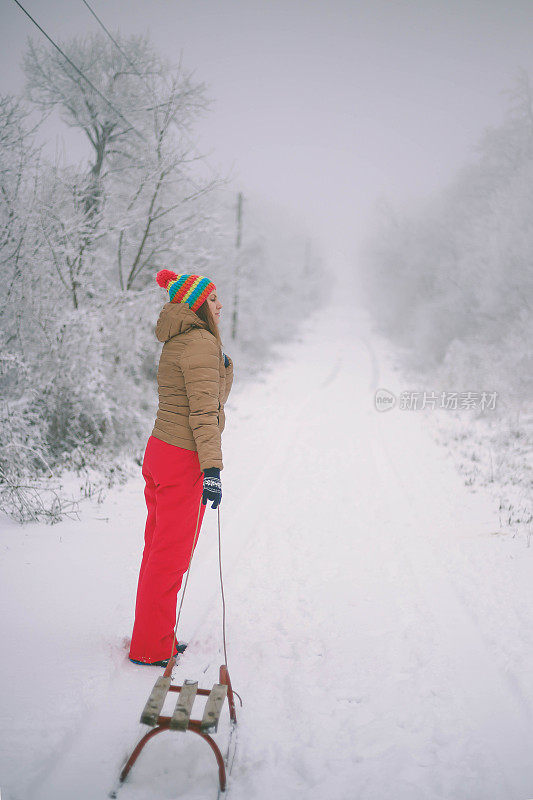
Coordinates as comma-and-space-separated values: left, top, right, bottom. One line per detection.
2, 0, 533, 260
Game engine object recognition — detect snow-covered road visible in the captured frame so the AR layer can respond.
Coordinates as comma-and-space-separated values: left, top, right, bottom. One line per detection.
2, 271, 533, 800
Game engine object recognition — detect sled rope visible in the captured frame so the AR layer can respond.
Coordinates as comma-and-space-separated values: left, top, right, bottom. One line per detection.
170, 497, 203, 661
217, 505, 229, 670
169, 499, 230, 672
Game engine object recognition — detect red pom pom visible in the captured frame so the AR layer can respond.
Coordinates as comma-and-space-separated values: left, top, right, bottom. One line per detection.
156, 269, 178, 289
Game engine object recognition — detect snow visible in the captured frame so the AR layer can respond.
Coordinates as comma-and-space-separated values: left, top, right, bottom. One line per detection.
1, 268, 533, 800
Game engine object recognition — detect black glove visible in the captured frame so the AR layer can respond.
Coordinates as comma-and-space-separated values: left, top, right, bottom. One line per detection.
222, 352, 230, 368
202, 467, 222, 509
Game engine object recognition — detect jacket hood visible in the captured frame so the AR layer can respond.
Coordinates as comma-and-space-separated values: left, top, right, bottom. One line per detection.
155, 302, 209, 343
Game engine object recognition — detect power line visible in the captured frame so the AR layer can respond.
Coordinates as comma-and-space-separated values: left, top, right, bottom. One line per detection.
79, 0, 229, 188
80, 0, 135, 73
11, 0, 146, 141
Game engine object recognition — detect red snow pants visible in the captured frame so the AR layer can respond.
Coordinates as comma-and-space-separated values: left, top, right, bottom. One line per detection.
128, 435, 206, 663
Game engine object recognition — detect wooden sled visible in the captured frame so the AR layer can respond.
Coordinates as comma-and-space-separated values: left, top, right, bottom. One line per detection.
119, 661, 238, 792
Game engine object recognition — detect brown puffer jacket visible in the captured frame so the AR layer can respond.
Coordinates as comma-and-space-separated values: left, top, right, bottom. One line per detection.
150, 302, 233, 471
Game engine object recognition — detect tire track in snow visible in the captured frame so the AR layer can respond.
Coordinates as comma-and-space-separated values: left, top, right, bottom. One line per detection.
368, 422, 533, 798
208, 300, 533, 800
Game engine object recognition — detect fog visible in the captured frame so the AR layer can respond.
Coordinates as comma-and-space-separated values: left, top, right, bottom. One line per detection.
1, 9, 532, 795
3, 0, 533, 257
1, 0, 531, 525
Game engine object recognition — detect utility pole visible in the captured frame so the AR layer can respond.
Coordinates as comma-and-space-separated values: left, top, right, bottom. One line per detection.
231, 192, 244, 340
304, 237, 311, 276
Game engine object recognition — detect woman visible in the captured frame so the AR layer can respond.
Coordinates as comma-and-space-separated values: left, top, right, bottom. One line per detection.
128, 269, 233, 667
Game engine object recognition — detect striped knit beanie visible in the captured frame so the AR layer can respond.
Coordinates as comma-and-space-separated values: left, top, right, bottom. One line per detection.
156, 269, 216, 313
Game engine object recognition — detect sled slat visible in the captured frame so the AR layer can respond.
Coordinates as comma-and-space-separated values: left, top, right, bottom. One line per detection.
201, 684, 227, 734
140, 676, 171, 726
170, 680, 198, 731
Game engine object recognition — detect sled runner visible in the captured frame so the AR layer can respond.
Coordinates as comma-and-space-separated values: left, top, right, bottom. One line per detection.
119, 661, 237, 792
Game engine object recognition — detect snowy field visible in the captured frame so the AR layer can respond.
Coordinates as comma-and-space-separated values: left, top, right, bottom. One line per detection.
1, 270, 533, 800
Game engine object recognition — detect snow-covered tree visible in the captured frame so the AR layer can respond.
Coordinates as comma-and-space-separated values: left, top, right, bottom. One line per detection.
358, 70, 533, 408
24, 32, 221, 291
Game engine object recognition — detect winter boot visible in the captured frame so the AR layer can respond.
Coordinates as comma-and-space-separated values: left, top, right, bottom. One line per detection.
129, 642, 188, 667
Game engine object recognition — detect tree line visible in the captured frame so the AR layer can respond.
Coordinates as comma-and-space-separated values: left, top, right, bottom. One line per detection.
0, 31, 327, 522
359, 69, 533, 413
